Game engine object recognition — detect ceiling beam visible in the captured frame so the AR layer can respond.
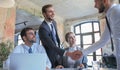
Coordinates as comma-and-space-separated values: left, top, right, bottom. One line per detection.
65, 13, 100, 22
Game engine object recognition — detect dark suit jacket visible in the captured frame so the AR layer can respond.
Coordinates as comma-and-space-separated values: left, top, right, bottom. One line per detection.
38, 20, 65, 68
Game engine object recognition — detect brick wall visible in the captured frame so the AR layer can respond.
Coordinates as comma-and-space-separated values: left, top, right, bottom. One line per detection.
0, 7, 16, 45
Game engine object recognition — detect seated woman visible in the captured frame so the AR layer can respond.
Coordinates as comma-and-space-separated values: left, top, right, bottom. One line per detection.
56, 32, 88, 69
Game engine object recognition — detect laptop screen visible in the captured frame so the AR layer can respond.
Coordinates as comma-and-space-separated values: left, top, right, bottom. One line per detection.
10, 53, 46, 70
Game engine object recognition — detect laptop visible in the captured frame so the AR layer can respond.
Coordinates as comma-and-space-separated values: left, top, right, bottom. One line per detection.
9, 53, 46, 70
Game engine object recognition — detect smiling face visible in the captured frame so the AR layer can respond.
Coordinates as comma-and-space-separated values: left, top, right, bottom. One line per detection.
43, 6, 55, 21
66, 32, 76, 46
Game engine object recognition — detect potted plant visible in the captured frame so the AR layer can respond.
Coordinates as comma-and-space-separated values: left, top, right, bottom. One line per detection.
0, 41, 13, 67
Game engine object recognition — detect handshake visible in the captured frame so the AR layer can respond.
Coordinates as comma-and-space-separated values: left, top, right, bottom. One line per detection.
66, 50, 82, 60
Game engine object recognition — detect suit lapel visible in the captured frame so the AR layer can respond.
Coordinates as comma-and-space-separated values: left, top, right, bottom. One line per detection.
52, 21, 57, 31
42, 21, 51, 32
42, 20, 60, 46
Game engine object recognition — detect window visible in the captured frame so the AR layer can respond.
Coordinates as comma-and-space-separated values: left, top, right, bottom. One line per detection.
74, 21, 102, 66
18, 34, 24, 45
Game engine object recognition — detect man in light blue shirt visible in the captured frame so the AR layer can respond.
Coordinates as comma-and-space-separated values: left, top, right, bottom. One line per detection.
79, 0, 120, 70
6, 27, 51, 70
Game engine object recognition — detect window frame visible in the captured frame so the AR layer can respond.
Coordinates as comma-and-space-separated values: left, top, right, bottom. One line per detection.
74, 21, 102, 66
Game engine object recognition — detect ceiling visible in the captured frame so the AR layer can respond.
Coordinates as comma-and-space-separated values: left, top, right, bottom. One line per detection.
16, 0, 98, 20
15, 9, 43, 33
29, 0, 98, 20
15, 0, 99, 33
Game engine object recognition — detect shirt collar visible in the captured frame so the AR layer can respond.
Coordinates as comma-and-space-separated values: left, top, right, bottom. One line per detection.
45, 20, 53, 31
23, 43, 34, 51
45, 20, 53, 25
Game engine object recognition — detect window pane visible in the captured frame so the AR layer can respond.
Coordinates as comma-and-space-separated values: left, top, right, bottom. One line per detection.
75, 35, 80, 45
83, 35, 92, 44
94, 23, 99, 31
18, 35, 22, 39
84, 45, 93, 55
87, 56, 93, 66
81, 23, 92, 33
88, 53, 93, 55
96, 49, 102, 55
83, 45, 91, 49
75, 26, 80, 34
14, 35, 18, 46
18, 35, 24, 45
95, 33, 100, 42
77, 45, 80, 48
18, 39, 24, 45
96, 56, 102, 61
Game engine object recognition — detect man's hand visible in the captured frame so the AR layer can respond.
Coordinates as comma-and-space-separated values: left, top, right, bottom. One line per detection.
66, 50, 82, 60
72, 50, 82, 60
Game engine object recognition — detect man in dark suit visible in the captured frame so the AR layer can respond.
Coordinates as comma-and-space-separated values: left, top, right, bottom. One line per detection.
38, 4, 81, 68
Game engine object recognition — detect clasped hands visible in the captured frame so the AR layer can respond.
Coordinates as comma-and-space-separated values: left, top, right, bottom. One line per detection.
66, 50, 82, 60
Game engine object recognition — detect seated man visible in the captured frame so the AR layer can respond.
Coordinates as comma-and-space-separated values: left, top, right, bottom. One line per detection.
56, 32, 88, 68
6, 27, 51, 70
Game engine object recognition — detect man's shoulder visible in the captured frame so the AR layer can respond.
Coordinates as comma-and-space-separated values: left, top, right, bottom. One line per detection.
33, 43, 46, 53
39, 21, 47, 29
15, 44, 24, 48
111, 4, 120, 12
12, 44, 24, 53
33, 43, 40, 47
108, 4, 120, 18
33, 43, 44, 49
41, 21, 47, 25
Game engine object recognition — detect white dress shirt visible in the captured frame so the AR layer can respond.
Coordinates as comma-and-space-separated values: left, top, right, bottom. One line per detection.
82, 4, 120, 70
45, 20, 53, 31
6, 43, 51, 69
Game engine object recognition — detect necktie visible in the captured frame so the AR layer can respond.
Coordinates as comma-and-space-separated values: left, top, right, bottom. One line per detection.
50, 24, 58, 46
28, 47, 32, 53
105, 16, 114, 51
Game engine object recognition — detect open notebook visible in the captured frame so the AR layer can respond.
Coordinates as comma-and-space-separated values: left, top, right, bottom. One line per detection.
10, 53, 46, 70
